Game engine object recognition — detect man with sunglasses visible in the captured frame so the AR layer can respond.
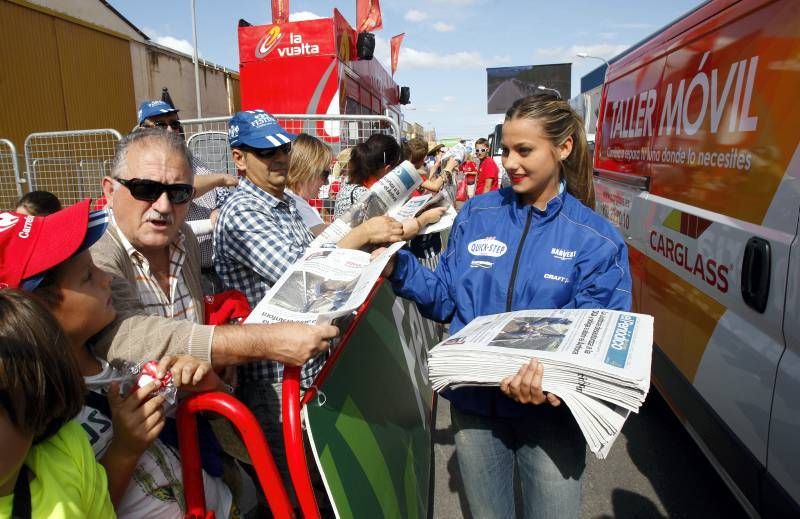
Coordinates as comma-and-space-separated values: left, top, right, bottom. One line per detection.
91, 128, 337, 371
137, 100, 239, 288
474, 137, 500, 195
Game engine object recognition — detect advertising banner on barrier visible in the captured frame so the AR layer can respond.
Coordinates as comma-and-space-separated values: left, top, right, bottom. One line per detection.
304, 282, 441, 519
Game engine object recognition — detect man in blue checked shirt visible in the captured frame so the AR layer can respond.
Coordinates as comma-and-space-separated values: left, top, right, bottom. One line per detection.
213, 109, 405, 498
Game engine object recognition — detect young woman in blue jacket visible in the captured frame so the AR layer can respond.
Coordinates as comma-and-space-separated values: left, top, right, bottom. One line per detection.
387, 94, 632, 519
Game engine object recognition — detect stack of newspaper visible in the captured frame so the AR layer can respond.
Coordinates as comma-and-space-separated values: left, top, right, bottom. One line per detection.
428, 309, 653, 458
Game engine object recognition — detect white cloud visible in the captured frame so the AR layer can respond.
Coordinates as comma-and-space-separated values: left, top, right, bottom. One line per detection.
611, 22, 654, 29
404, 9, 428, 22
375, 37, 509, 70
598, 32, 617, 40
154, 35, 194, 55
535, 43, 631, 63
443, 96, 456, 102
432, 22, 455, 32
289, 11, 323, 21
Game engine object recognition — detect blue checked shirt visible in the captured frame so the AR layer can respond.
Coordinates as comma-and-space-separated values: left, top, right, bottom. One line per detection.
213, 178, 325, 386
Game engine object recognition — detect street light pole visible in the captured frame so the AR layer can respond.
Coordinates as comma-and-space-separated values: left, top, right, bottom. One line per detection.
191, 0, 202, 118
536, 85, 562, 99
576, 53, 610, 81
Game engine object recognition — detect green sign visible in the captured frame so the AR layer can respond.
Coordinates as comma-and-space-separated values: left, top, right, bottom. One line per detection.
305, 282, 442, 519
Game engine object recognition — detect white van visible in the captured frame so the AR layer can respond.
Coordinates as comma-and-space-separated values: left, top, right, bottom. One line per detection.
593, 0, 800, 516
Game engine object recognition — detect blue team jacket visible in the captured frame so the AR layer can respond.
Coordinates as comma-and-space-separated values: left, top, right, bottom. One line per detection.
391, 186, 632, 417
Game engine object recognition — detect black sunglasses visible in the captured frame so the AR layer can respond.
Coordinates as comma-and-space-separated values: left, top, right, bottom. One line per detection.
143, 120, 183, 131
117, 178, 194, 204
248, 142, 292, 159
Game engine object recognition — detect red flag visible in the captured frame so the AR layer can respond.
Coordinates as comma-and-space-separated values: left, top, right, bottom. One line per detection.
390, 33, 405, 76
357, 0, 383, 32
272, 0, 289, 24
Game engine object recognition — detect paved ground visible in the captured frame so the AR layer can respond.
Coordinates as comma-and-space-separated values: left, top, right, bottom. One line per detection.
432, 390, 748, 519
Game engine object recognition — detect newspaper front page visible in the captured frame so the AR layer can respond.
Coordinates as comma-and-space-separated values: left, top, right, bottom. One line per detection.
428, 308, 653, 458
312, 160, 423, 246
245, 242, 405, 326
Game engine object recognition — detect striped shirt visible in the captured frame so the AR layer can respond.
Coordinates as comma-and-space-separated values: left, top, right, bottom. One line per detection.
213, 178, 325, 386
114, 221, 199, 324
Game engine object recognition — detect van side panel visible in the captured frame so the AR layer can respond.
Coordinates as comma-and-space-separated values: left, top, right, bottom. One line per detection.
594, 0, 800, 513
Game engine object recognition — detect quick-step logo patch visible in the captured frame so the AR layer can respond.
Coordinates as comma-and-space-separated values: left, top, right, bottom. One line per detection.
467, 237, 507, 257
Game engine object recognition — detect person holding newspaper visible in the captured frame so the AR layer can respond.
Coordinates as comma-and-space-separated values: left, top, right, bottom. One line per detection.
386, 94, 632, 519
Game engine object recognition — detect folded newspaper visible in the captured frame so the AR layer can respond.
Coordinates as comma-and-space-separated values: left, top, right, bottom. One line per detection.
245, 243, 405, 326
428, 309, 654, 458
312, 160, 423, 246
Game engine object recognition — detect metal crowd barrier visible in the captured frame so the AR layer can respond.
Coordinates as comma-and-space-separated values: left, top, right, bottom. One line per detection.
177, 392, 294, 519
0, 139, 22, 210
24, 129, 121, 206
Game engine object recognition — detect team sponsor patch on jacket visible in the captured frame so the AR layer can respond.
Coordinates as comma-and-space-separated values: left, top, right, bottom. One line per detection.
470, 260, 493, 269
544, 273, 570, 283
551, 248, 577, 261
467, 237, 507, 257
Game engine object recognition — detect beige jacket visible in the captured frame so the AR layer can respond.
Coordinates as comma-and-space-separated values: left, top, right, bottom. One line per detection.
90, 221, 215, 363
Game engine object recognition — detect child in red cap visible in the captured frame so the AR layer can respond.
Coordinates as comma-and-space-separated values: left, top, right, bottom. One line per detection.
0, 200, 235, 518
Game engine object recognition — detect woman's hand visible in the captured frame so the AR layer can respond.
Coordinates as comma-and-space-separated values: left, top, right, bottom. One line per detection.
500, 359, 562, 406
157, 355, 224, 393
402, 206, 447, 240
371, 247, 396, 278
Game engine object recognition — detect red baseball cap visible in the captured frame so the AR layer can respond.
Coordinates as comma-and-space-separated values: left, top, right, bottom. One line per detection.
0, 199, 108, 290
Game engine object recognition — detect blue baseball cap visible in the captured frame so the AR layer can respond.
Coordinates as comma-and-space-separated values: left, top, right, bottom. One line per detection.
137, 100, 179, 125
227, 110, 296, 150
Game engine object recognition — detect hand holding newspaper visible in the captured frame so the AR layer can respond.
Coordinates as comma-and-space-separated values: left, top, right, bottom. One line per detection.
428, 308, 654, 458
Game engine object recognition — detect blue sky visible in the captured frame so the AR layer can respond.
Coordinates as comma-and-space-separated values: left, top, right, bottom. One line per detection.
110, 0, 703, 139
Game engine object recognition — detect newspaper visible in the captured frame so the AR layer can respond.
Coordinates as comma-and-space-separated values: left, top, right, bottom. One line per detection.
428, 308, 653, 458
312, 160, 423, 246
245, 242, 405, 326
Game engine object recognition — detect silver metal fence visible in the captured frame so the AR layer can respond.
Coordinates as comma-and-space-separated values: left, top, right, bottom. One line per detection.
181, 114, 402, 223
24, 129, 122, 206
0, 139, 23, 210
181, 114, 401, 159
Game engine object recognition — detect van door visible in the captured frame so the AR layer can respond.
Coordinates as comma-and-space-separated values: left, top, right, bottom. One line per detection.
765, 193, 800, 515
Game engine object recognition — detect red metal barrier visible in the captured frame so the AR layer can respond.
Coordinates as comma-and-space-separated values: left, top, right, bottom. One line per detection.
281, 279, 386, 517
282, 366, 320, 519
177, 392, 295, 519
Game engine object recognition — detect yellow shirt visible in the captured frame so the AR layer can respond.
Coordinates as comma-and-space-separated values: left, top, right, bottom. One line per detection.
0, 420, 115, 518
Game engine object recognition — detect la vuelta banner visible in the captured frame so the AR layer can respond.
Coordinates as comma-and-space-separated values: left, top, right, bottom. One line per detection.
390, 33, 405, 76
357, 0, 383, 32
304, 282, 440, 519
271, 0, 289, 24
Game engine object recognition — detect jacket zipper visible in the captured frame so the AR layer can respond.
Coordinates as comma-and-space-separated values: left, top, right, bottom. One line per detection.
506, 206, 534, 311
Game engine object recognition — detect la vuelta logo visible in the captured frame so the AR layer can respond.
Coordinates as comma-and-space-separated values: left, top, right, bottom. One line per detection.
255, 26, 283, 58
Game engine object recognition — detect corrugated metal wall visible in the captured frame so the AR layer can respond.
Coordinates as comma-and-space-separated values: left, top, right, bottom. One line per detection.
0, 1, 135, 150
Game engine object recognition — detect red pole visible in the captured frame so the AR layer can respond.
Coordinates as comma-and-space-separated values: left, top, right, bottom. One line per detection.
177, 392, 295, 519
282, 366, 321, 519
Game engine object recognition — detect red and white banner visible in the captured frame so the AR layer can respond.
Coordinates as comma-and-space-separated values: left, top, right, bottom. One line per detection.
271, 0, 289, 24
390, 33, 404, 76
357, 0, 383, 32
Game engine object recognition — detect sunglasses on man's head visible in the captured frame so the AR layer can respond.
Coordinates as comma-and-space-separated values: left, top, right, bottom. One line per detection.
248, 142, 292, 159
116, 178, 194, 204
143, 120, 183, 131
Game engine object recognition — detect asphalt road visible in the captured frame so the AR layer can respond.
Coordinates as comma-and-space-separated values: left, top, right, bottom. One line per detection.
432, 390, 748, 519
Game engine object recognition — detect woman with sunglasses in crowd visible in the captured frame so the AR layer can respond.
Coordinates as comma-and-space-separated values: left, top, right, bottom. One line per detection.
385, 94, 631, 518
333, 133, 401, 220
